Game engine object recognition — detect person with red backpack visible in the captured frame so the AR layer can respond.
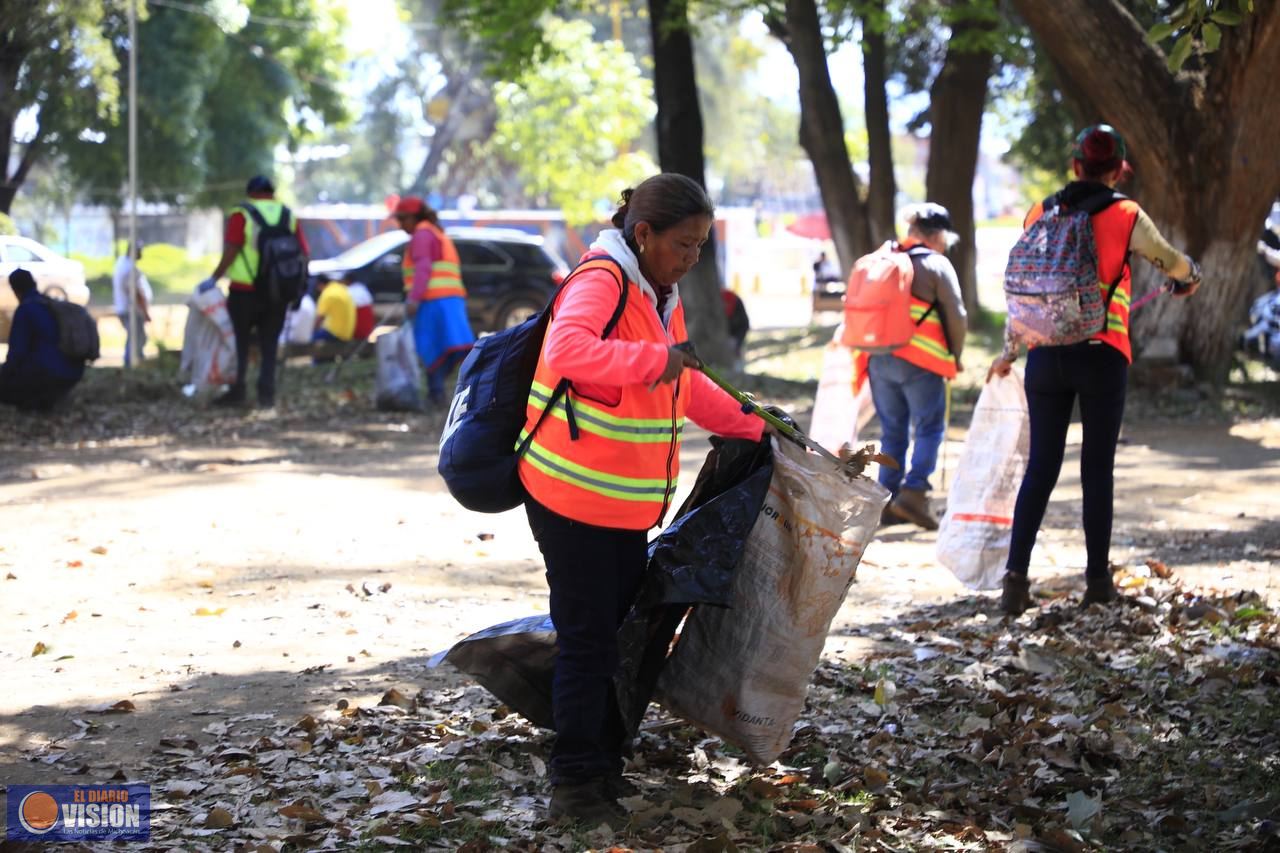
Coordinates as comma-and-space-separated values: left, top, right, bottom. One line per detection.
988, 125, 1202, 616
843, 203, 967, 530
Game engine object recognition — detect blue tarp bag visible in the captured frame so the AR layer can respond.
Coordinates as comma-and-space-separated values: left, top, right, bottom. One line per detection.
437, 255, 627, 513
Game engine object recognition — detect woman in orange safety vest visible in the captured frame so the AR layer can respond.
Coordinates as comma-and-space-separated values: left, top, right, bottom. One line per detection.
989, 125, 1203, 616
393, 196, 475, 405
518, 174, 763, 828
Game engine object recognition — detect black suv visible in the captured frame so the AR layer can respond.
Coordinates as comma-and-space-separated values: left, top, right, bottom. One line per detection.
307, 226, 568, 332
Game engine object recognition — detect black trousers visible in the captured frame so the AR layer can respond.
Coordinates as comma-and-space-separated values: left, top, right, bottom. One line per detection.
1006, 341, 1128, 579
524, 498, 648, 786
226, 290, 288, 400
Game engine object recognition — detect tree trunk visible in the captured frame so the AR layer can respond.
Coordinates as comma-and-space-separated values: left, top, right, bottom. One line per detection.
648, 0, 733, 367
768, 0, 872, 276
862, 6, 896, 246
1012, 0, 1280, 380
924, 21, 992, 324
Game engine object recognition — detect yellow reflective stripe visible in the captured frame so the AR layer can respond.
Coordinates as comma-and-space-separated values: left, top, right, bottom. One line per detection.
1105, 283, 1131, 308
519, 433, 674, 502
529, 381, 680, 431
909, 304, 934, 320
431, 261, 462, 276
1106, 316, 1127, 332
908, 334, 952, 361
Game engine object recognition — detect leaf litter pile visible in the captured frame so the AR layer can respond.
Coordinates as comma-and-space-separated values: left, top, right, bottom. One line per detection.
24, 566, 1268, 853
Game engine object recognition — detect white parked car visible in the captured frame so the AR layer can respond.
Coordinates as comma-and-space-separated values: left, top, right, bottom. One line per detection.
0, 235, 90, 342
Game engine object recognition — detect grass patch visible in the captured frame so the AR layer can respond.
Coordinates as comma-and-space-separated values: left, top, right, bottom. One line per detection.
75, 242, 220, 302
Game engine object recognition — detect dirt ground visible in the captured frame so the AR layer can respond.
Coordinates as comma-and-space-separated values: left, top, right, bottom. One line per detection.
2, 357, 1276, 810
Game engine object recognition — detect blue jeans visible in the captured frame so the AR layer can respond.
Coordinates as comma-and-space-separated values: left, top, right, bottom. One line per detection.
117, 313, 147, 367
867, 354, 946, 494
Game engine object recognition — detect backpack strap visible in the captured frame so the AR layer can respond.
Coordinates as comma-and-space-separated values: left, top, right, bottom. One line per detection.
237, 202, 269, 230
517, 256, 629, 452
234, 203, 270, 280
900, 245, 939, 329
1075, 189, 1131, 330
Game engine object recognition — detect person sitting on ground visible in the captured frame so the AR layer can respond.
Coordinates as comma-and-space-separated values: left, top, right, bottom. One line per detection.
348, 280, 376, 340
312, 279, 357, 364
813, 251, 841, 284
988, 124, 1203, 616
0, 269, 86, 411
314, 279, 356, 344
112, 240, 152, 366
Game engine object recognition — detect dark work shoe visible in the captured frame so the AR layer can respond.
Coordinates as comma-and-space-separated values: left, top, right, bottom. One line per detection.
1082, 573, 1117, 606
1001, 571, 1033, 616
890, 487, 939, 531
602, 773, 640, 800
549, 780, 628, 831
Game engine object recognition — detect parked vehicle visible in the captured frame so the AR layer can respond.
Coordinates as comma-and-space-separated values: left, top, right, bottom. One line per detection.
0, 236, 91, 342
307, 226, 568, 333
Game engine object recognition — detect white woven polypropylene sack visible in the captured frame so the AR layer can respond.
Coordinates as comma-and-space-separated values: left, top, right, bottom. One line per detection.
657, 436, 890, 765
809, 337, 875, 454
180, 286, 237, 394
935, 371, 1029, 590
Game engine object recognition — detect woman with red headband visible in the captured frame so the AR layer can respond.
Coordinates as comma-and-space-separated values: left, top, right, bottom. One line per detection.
988, 125, 1203, 616
393, 196, 475, 406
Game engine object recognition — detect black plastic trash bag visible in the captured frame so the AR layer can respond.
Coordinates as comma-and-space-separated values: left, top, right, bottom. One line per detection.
427, 437, 773, 730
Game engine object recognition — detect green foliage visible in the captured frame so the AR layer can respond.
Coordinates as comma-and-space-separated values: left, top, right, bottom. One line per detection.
1145, 0, 1255, 70
0, 213, 16, 236
0, 0, 124, 210
488, 18, 657, 225
63, 0, 349, 209
75, 243, 221, 300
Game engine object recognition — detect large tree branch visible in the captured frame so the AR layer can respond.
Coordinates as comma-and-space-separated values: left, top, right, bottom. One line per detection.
1010, 0, 1190, 161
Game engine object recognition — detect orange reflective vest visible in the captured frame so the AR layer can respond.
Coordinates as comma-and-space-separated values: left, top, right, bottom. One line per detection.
403, 221, 465, 300
889, 295, 957, 379
516, 258, 688, 531
1025, 197, 1141, 361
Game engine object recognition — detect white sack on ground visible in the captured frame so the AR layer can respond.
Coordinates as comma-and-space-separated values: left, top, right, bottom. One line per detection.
657, 436, 890, 765
935, 370, 1029, 590
179, 285, 237, 395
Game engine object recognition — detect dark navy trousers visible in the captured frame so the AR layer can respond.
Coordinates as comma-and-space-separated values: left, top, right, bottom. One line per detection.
525, 498, 647, 785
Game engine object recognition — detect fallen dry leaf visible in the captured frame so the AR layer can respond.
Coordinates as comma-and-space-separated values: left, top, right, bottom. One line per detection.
193, 607, 226, 616
86, 700, 136, 714
31, 641, 50, 657
278, 800, 330, 824
204, 807, 234, 828
90, 546, 108, 555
